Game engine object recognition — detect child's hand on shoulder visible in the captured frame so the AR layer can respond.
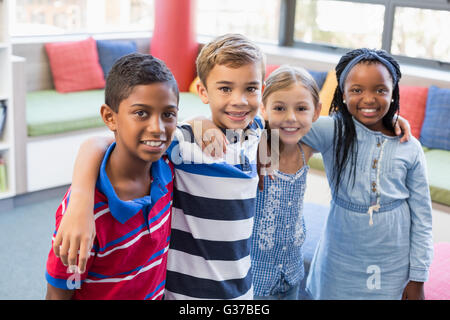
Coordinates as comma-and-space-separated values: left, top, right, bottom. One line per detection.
188, 118, 229, 158
394, 115, 411, 143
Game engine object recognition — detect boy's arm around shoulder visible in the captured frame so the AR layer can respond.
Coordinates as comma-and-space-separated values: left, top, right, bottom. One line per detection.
53, 136, 113, 274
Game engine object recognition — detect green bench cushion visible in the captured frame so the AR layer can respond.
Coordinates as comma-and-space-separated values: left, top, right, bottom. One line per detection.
307, 149, 450, 206
26, 90, 105, 137
26, 90, 209, 137
424, 149, 450, 206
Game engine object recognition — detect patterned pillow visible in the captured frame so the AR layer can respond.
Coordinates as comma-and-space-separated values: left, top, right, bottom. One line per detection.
399, 86, 428, 139
420, 86, 450, 151
96, 40, 137, 78
45, 37, 105, 93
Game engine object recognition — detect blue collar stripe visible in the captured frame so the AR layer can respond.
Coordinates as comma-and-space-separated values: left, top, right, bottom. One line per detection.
87, 246, 168, 279
145, 280, 166, 300
97, 223, 147, 252
96, 142, 171, 224
148, 201, 171, 225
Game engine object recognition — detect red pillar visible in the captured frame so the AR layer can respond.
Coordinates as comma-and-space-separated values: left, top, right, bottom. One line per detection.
150, 0, 198, 92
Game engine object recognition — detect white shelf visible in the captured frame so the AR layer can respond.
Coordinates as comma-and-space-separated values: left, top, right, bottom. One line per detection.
0, 190, 14, 200
0, 0, 15, 200
0, 142, 10, 151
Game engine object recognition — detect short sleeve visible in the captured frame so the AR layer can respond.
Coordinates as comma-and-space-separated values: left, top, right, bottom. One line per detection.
301, 116, 335, 154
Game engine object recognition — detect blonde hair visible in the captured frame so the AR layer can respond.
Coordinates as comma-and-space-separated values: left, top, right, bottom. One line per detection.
262, 65, 320, 108
196, 33, 266, 86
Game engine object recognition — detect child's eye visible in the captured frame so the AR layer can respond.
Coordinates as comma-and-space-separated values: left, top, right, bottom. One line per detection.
135, 110, 148, 118
163, 111, 177, 119
273, 106, 284, 111
219, 87, 231, 93
247, 87, 258, 93
351, 88, 361, 93
296, 106, 307, 112
377, 88, 388, 94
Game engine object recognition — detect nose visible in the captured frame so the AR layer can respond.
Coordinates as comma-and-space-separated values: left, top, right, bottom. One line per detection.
230, 90, 248, 106
147, 114, 165, 135
362, 93, 376, 105
284, 108, 297, 122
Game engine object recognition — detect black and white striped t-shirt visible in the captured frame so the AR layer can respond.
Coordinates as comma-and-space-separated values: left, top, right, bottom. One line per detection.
164, 117, 264, 299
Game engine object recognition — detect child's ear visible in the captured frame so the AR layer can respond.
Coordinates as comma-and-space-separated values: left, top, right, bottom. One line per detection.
313, 101, 322, 122
197, 81, 209, 105
100, 104, 117, 131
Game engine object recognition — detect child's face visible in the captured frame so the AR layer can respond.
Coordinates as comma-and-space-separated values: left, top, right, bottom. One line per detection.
197, 63, 263, 130
343, 62, 394, 132
103, 82, 178, 164
261, 83, 320, 147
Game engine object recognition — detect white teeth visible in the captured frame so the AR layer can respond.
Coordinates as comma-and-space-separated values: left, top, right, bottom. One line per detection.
282, 128, 299, 132
142, 141, 163, 147
227, 112, 247, 116
360, 109, 376, 113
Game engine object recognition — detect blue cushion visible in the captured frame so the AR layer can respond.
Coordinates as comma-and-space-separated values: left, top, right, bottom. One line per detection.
420, 86, 450, 151
307, 70, 328, 90
96, 40, 137, 78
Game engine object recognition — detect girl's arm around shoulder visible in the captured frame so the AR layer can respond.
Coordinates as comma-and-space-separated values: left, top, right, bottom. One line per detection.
302, 116, 335, 154
53, 135, 114, 274
404, 138, 434, 286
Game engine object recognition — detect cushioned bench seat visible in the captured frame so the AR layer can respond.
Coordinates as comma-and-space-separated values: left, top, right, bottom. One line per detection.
307, 150, 450, 206
26, 90, 209, 137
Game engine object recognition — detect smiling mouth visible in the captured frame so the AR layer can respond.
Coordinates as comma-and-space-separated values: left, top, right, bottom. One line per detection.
225, 111, 250, 121
280, 127, 300, 133
141, 140, 165, 147
358, 108, 379, 114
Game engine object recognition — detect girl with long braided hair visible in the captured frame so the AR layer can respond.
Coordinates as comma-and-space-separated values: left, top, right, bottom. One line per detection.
302, 48, 433, 299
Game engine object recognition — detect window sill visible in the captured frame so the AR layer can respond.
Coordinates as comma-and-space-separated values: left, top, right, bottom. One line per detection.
11, 31, 152, 45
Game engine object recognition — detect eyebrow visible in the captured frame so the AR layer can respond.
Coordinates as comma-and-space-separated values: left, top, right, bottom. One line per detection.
215, 81, 261, 86
131, 103, 178, 110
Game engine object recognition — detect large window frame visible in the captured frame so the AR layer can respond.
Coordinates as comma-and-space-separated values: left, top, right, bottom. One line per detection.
280, 0, 450, 71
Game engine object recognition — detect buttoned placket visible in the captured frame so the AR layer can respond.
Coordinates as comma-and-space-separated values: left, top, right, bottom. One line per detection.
368, 137, 386, 226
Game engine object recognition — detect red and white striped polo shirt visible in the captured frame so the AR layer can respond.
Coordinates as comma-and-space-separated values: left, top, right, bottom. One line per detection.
46, 143, 174, 300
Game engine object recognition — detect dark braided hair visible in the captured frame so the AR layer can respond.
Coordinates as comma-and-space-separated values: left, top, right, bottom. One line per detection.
329, 48, 402, 194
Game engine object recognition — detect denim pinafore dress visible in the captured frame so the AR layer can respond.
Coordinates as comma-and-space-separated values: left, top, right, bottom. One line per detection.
302, 117, 433, 300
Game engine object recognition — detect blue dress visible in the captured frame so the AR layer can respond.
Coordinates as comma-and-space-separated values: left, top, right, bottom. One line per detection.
302, 116, 433, 300
251, 143, 308, 298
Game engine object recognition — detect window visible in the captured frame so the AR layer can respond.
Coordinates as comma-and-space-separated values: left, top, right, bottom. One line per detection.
286, 0, 450, 69
12, 0, 155, 36
196, 0, 281, 44
294, 0, 385, 49
392, 7, 450, 63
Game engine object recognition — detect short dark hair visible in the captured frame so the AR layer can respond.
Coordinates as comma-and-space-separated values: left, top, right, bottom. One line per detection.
105, 53, 179, 112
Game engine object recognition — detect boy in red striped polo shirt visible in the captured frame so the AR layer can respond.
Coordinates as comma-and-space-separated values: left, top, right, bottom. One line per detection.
45, 53, 179, 299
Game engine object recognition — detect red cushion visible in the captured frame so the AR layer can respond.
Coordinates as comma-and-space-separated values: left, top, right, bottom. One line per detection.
424, 242, 450, 300
399, 86, 428, 139
265, 64, 280, 79
45, 37, 105, 93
